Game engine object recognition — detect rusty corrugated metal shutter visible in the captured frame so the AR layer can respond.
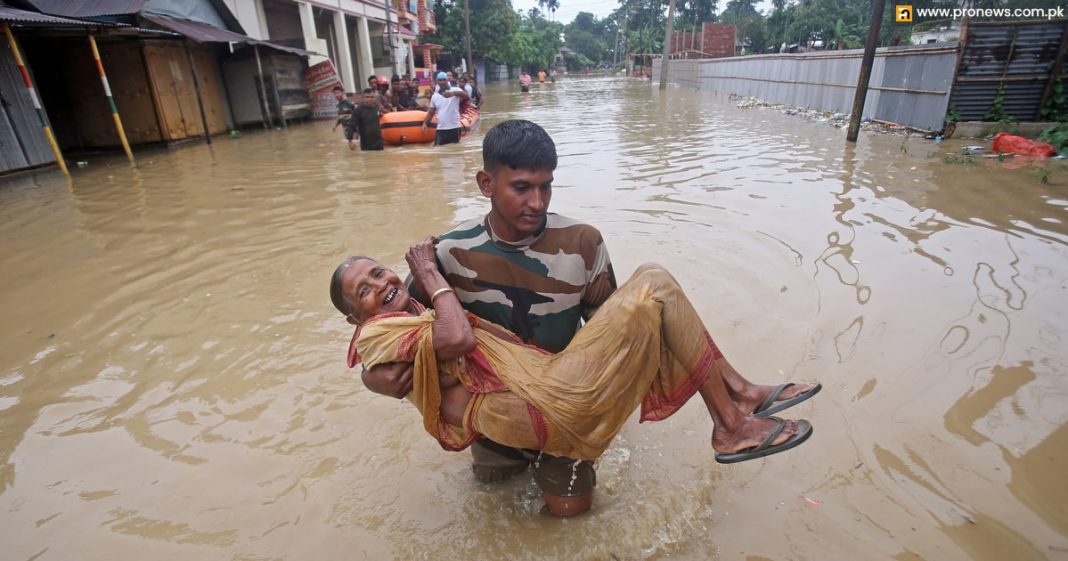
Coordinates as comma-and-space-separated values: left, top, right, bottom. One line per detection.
0, 39, 54, 171
950, 21, 1067, 121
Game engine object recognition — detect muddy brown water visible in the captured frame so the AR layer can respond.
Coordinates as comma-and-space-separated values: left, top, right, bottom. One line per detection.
1, 77, 1066, 561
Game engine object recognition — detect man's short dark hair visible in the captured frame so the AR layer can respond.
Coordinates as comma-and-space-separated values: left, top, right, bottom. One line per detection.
362, 88, 374, 94
332, 85, 343, 93
482, 120, 557, 172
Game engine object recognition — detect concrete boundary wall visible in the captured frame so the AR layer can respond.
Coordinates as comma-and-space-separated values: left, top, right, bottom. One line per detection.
653, 44, 959, 131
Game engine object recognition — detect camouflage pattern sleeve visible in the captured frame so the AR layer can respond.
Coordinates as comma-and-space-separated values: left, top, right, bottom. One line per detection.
581, 232, 617, 321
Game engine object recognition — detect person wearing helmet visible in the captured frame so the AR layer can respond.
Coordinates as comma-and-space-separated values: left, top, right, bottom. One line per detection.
374, 76, 394, 114
421, 71, 469, 146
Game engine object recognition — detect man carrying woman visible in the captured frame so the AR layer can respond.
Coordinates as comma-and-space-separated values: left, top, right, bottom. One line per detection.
342, 120, 820, 516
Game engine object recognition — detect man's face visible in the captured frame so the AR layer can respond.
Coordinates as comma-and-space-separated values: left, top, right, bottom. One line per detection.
437, 78, 448, 90
478, 166, 553, 242
362, 92, 377, 106
334, 90, 344, 102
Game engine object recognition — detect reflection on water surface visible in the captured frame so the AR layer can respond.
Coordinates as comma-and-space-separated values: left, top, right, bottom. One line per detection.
1, 77, 1066, 560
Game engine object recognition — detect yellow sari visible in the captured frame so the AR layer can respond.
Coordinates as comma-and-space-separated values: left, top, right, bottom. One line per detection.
349, 265, 720, 461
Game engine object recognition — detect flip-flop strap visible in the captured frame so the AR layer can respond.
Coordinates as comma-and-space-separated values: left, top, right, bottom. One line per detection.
755, 383, 794, 414
752, 417, 787, 453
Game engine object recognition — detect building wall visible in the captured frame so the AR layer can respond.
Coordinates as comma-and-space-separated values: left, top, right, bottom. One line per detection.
668, 30, 700, 55
701, 23, 735, 58
314, 9, 338, 62
221, 0, 270, 39
141, 41, 228, 141
949, 21, 1066, 122
305, 0, 388, 22
0, 38, 54, 171
263, 0, 304, 42
97, 42, 165, 145
222, 51, 310, 126
22, 36, 166, 150
654, 44, 957, 131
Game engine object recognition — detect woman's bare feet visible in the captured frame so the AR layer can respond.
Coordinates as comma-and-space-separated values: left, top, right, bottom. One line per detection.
729, 382, 819, 416
711, 415, 799, 454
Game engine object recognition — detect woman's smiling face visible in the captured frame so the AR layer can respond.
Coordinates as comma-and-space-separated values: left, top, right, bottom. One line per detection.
340, 259, 411, 322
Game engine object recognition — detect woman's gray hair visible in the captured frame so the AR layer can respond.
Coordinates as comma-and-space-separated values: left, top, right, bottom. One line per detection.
329, 256, 372, 316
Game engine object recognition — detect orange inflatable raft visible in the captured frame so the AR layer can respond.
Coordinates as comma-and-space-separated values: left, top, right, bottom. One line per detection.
379, 108, 481, 145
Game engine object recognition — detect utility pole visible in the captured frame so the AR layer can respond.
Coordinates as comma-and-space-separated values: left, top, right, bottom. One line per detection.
385, 0, 398, 75
659, 0, 677, 90
846, 0, 886, 142
613, 15, 621, 65
464, 0, 474, 76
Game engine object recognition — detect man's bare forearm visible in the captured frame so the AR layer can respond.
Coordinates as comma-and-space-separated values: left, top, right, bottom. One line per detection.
362, 362, 414, 398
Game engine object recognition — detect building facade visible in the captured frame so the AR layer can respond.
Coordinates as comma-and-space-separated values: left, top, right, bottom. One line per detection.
221, 0, 436, 92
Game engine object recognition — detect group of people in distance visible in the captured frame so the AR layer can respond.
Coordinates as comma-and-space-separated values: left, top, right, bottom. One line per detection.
330, 120, 821, 517
332, 70, 483, 150
518, 68, 552, 92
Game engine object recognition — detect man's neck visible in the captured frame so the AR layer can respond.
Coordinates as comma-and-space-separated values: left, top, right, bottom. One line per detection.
486, 213, 545, 245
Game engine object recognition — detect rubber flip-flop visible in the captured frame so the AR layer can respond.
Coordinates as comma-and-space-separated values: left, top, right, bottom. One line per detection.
752, 383, 822, 418
714, 417, 813, 464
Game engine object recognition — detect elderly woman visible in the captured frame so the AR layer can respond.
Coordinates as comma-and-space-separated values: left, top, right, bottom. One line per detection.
330, 239, 816, 465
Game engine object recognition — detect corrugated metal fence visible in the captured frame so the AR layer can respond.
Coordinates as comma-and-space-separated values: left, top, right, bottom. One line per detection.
949, 20, 1068, 121
0, 39, 54, 172
654, 43, 958, 130
655, 19, 1068, 131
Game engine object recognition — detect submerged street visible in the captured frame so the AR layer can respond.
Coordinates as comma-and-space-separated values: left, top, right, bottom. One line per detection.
1, 77, 1066, 560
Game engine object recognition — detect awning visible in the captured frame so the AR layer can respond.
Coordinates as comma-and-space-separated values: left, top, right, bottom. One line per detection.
21, 0, 146, 18
141, 14, 318, 57
0, 3, 124, 25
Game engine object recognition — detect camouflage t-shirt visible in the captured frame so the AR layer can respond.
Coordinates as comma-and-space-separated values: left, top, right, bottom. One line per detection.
434, 213, 617, 353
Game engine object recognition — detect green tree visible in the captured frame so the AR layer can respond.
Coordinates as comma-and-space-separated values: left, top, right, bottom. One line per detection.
721, 0, 767, 53
435, 0, 518, 62
504, 9, 563, 70
565, 11, 609, 63
537, 0, 561, 20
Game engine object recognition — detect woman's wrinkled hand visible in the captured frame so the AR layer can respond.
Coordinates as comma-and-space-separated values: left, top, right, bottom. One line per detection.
405, 236, 439, 277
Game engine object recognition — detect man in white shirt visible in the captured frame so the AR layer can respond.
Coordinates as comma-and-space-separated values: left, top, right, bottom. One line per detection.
422, 71, 469, 146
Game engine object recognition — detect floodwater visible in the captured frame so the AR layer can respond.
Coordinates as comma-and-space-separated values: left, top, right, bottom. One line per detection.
1, 76, 1066, 561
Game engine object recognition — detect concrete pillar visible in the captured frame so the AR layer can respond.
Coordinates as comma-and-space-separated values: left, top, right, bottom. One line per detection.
356, 16, 375, 84
406, 39, 416, 78
332, 11, 355, 91
297, 1, 327, 65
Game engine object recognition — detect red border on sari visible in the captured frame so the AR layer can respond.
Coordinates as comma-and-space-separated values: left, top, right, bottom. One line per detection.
638, 331, 718, 422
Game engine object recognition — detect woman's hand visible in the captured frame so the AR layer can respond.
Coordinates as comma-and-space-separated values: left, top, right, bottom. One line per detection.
405, 236, 439, 280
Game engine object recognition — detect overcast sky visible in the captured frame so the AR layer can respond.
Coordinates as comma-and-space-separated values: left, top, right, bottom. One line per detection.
509, 0, 776, 25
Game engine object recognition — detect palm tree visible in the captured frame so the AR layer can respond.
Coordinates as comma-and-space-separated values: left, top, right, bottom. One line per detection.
538, 0, 560, 20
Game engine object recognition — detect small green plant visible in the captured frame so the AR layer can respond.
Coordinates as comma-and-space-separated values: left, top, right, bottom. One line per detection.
943, 154, 977, 165
1038, 123, 1068, 152
1039, 77, 1068, 122
984, 84, 1016, 124
1030, 167, 1051, 184
944, 105, 962, 124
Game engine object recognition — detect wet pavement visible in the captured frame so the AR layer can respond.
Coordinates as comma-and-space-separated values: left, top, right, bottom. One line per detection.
1, 76, 1066, 560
